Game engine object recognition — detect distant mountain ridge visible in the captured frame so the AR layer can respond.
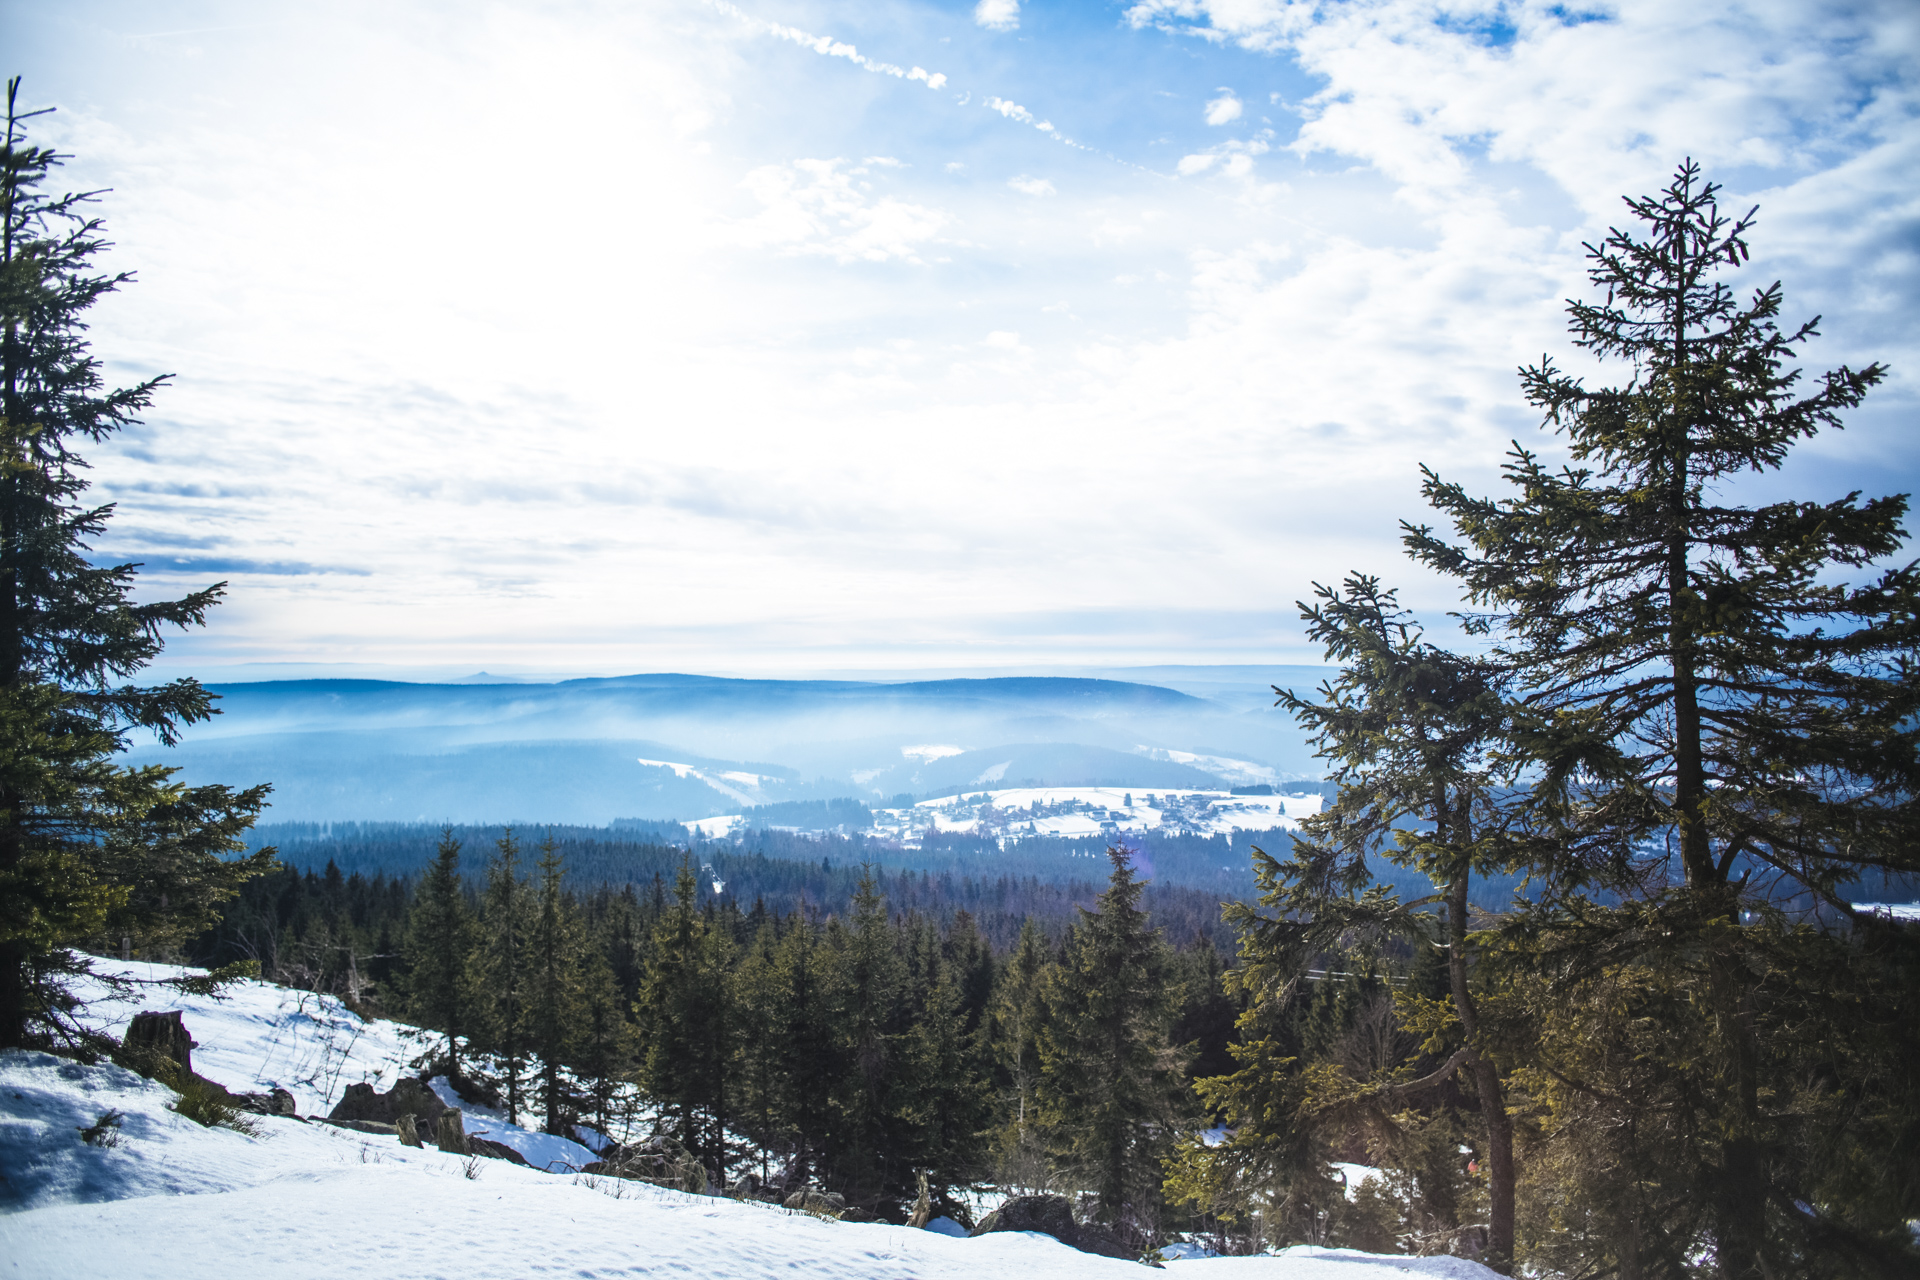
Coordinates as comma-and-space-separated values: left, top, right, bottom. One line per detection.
126, 671, 1322, 825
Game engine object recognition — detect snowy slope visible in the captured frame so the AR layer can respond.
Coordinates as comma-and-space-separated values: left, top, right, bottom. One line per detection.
59, 958, 596, 1170
1, 959, 1499, 1280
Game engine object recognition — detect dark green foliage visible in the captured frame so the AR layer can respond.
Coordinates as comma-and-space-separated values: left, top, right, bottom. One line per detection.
636, 861, 735, 1178
1262, 576, 1519, 1271
526, 832, 584, 1135
403, 830, 476, 1071
1402, 162, 1918, 1278
1038, 848, 1186, 1247
0, 78, 271, 1050
479, 831, 531, 1124
1186, 163, 1919, 1277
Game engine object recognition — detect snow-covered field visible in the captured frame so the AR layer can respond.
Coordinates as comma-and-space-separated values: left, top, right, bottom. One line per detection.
1, 958, 1496, 1279
688, 786, 1325, 847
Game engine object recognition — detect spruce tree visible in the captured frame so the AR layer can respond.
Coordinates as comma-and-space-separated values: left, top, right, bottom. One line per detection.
989, 917, 1052, 1188
572, 948, 635, 1142
1038, 846, 1183, 1246
829, 868, 907, 1197
403, 828, 477, 1075
1404, 162, 1918, 1276
0, 78, 272, 1049
729, 917, 787, 1172
525, 831, 584, 1136
636, 861, 734, 1179
900, 943, 992, 1197
770, 911, 841, 1186
1272, 575, 1520, 1271
480, 829, 531, 1125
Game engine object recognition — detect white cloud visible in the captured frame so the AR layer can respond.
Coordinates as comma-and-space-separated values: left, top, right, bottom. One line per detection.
1008, 175, 1057, 196
32, 0, 1912, 672
1128, 0, 1920, 214
735, 158, 949, 263
974, 0, 1020, 33
1204, 90, 1242, 125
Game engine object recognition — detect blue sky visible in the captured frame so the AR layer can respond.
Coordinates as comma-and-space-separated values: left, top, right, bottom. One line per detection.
5, 0, 1916, 679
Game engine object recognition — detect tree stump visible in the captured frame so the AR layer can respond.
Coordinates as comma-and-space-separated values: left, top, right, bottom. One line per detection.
396, 1113, 423, 1148
122, 1010, 195, 1078
908, 1170, 932, 1229
434, 1110, 469, 1155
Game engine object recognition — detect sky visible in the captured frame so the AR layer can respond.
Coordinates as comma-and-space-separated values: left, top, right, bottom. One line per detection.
4, 0, 1916, 680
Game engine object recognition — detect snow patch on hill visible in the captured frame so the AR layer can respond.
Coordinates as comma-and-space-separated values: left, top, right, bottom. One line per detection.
686, 785, 1325, 847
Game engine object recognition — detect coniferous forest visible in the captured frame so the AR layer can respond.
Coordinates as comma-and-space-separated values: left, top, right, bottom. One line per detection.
1, 68, 1915, 1280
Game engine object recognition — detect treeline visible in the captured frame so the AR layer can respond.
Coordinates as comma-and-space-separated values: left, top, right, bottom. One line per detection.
238, 818, 1545, 911
187, 836, 1248, 993
237, 829, 1276, 1240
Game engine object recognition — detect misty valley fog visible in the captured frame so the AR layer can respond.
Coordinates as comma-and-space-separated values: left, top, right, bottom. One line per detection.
127, 670, 1331, 827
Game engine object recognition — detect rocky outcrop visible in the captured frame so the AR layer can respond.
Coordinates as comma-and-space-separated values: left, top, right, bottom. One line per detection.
329, 1078, 449, 1128
233, 1088, 298, 1118
969, 1194, 1133, 1259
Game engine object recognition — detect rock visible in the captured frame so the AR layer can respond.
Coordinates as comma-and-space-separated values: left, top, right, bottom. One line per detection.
728, 1172, 761, 1200
232, 1087, 300, 1118
839, 1207, 875, 1223
121, 1010, 196, 1078
434, 1110, 469, 1155
969, 1194, 1131, 1258
1072, 1223, 1135, 1259
316, 1117, 398, 1136
329, 1078, 449, 1128
971, 1194, 1077, 1241
469, 1136, 528, 1165
396, 1114, 423, 1148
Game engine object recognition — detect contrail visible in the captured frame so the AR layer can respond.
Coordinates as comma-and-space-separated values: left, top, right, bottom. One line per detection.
702, 0, 1159, 175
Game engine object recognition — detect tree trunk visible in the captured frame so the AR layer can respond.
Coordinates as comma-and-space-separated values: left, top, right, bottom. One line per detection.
1447, 873, 1514, 1274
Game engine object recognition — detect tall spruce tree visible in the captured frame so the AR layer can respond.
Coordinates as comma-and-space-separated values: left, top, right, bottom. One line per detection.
572, 948, 635, 1141
525, 831, 584, 1136
1404, 162, 1919, 1276
1039, 846, 1184, 1246
1270, 575, 1520, 1272
480, 829, 531, 1124
636, 861, 734, 1179
990, 917, 1052, 1188
403, 829, 477, 1074
0, 78, 272, 1050
829, 868, 908, 1198
769, 911, 841, 1186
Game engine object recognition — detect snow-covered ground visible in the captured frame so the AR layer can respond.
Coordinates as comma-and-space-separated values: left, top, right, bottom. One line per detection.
687, 786, 1325, 847
55, 958, 596, 1170
1, 959, 1500, 1279
1853, 902, 1920, 921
